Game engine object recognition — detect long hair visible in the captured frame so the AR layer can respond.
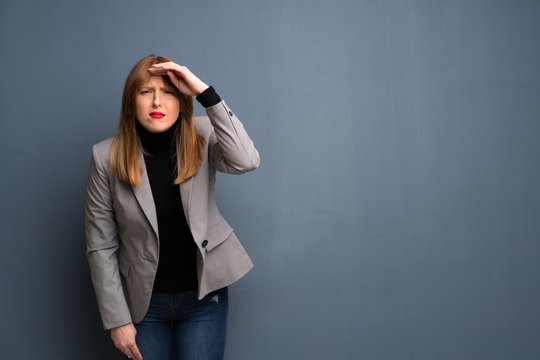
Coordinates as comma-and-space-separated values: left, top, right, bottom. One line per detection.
109, 54, 206, 186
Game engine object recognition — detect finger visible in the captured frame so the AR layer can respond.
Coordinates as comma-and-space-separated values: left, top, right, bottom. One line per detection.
149, 66, 186, 79
150, 61, 177, 68
129, 344, 143, 360
149, 62, 181, 72
166, 70, 183, 82
153, 63, 190, 77
147, 67, 168, 75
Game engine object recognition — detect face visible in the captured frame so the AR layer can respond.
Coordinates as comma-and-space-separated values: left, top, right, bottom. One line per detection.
135, 75, 180, 133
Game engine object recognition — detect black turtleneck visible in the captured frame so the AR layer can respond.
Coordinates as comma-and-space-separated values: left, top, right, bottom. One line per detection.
137, 119, 198, 293
136, 86, 221, 293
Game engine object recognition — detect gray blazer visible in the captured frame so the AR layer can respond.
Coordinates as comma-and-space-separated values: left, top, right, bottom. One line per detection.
85, 101, 259, 330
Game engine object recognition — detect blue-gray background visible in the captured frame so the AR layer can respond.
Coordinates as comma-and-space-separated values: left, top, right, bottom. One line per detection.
1, 0, 539, 359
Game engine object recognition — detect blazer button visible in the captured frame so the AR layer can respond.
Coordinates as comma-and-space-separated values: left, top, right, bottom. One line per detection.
202, 240, 208, 248
228, 111, 233, 117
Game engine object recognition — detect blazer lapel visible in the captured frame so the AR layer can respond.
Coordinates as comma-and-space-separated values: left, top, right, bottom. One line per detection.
132, 154, 159, 238
179, 176, 194, 227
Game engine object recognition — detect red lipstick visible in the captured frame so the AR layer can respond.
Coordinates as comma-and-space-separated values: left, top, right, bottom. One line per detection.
149, 112, 165, 119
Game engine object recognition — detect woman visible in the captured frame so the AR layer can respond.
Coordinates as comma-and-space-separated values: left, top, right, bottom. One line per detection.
85, 54, 259, 360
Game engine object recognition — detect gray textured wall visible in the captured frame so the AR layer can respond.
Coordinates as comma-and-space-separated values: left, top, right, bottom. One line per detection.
1, 0, 539, 359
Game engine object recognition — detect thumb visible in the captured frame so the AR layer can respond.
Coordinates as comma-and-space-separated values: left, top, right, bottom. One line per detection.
167, 70, 180, 81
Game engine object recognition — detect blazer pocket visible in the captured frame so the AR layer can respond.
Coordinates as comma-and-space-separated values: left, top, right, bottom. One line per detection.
118, 254, 131, 278
204, 218, 234, 252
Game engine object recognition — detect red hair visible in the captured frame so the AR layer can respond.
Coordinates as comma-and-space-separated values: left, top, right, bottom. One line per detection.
109, 54, 205, 185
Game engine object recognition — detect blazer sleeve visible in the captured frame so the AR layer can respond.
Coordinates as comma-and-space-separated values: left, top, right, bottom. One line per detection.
205, 100, 260, 173
85, 143, 132, 330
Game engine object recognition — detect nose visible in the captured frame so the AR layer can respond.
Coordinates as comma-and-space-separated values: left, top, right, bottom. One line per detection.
152, 92, 161, 107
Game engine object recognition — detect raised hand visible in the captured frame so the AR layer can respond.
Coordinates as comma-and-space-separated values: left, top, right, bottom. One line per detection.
148, 62, 208, 96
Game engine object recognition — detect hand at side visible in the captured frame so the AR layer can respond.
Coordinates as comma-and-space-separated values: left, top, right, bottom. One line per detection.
111, 323, 143, 360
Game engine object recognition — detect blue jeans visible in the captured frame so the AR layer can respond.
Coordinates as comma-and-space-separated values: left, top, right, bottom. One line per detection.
134, 287, 228, 360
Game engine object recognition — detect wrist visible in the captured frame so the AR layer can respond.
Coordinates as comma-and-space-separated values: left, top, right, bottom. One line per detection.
195, 83, 209, 96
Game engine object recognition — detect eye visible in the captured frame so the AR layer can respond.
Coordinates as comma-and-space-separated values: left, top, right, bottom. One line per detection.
139, 89, 151, 94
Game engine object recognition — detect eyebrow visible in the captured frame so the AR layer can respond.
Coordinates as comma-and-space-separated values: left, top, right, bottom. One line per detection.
138, 86, 173, 91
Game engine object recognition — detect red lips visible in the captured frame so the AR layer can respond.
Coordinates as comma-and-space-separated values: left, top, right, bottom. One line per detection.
149, 112, 165, 119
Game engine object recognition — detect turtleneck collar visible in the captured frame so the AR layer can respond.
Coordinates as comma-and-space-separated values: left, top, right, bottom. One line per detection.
136, 118, 179, 156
